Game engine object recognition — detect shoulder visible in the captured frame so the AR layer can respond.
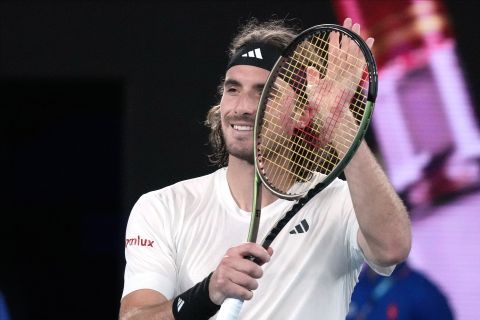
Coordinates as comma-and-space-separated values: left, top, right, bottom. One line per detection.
149, 168, 225, 199
126, 168, 226, 229
311, 177, 351, 205
326, 177, 349, 192
133, 168, 226, 212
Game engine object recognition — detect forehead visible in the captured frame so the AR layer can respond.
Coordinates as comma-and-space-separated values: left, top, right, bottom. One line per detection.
225, 65, 270, 85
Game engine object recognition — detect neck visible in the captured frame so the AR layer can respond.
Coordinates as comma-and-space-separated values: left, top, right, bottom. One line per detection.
226, 156, 278, 212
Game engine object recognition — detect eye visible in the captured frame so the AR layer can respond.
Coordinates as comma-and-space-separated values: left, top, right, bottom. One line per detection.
226, 86, 239, 94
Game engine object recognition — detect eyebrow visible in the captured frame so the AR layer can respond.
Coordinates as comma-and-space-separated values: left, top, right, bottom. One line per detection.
224, 78, 265, 92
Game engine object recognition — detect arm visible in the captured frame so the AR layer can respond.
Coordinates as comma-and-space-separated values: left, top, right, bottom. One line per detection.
120, 193, 177, 320
304, 18, 411, 267
338, 20, 411, 265
344, 141, 411, 267
120, 290, 173, 320
119, 243, 272, 320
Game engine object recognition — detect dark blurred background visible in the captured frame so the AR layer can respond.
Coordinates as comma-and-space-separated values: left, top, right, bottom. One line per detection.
2, 1, 479, 319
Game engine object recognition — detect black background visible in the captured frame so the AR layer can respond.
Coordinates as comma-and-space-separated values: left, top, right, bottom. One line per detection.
2, 1, 479, 319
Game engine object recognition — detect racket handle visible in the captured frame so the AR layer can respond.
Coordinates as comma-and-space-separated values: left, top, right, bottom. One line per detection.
216, 298, 244, 320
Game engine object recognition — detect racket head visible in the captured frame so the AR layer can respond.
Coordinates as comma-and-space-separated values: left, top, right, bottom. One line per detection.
254, 24, 378, 200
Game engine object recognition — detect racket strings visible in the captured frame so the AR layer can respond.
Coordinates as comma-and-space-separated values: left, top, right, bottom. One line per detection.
262, 77, 360, 159
266, 81, 362, 147
259, 117, 342, 193
309, 34, 369, 89
260, 115, 343, 170
259, 130, 339, 180
257, 30, 370, 195
281, 58, 368, 120
265, 92, 359, 147
275, 61, 367, 151
284, 34, 369, 103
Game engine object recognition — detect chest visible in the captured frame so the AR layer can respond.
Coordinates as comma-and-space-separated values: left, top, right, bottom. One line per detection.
173, 199, 353, 294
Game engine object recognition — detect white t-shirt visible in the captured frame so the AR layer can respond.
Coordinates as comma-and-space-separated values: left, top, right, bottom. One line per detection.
122, 168, 393, 319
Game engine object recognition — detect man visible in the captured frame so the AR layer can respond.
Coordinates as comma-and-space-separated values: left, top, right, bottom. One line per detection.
119, 17, 411, 320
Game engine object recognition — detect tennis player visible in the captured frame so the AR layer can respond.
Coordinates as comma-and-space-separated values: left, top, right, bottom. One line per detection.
119, 17, 411, 320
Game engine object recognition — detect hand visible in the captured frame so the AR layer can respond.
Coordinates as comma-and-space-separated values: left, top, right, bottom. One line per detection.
209, 243, 273, 305
305, 18, 374, 152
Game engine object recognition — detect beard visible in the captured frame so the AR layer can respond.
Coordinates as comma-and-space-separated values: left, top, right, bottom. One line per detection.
222, 113, 256, 165
224, 135, 255, 165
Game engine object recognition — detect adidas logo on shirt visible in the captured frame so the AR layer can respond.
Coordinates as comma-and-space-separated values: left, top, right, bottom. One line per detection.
241, 48, 263, 59
289, 219, 310, 234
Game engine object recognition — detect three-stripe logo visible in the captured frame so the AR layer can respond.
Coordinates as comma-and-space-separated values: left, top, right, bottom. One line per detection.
289, 219, 310, 234
241, 48, 263, 59
177, 297, 185, 312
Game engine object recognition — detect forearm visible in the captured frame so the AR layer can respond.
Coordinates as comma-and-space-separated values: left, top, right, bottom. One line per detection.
344, 141, 411, 266
120, 300, 174, 320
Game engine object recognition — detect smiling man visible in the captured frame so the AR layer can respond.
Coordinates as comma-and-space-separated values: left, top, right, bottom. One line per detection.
220, 65, 268, 164
119, 17, 411, 320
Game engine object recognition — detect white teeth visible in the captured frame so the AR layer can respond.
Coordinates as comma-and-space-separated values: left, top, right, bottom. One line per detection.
233, 125, 253, 131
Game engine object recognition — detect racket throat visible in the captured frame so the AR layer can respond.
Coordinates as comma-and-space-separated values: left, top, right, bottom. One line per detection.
247, 174, 262, 243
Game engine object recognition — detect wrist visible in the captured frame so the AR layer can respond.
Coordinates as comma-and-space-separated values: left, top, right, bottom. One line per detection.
172, 273, 220, 320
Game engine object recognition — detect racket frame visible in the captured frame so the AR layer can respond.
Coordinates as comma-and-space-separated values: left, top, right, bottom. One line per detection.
253, 24, 377, 201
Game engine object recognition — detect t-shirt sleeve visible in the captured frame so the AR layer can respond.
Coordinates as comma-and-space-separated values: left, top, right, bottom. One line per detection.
121, 192, 177, 300
347, 217, 395, 276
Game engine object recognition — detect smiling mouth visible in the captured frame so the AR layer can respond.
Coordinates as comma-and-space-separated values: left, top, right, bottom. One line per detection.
232, 124, 253, 131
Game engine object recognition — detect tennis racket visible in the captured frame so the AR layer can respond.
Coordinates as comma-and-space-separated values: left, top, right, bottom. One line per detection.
216, 23, 378, 320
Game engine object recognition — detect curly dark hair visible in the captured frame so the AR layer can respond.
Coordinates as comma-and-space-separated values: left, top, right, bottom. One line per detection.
205, 18, 300, 167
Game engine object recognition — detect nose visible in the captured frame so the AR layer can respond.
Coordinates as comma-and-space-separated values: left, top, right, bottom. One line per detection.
234, 92, 258, 115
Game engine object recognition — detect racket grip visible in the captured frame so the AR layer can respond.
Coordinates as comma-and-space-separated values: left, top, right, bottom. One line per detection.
216, 298, 244, 320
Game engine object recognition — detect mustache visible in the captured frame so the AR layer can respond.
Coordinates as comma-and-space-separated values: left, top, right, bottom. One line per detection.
224, 114, 256, 124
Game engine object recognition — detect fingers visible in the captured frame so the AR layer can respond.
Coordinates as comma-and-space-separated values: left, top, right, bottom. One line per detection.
343, 17, 359, 35
343, 17, 375, 49
366, 37, 374, 50
305, 66, 322, 108
214, 268, 258, 301
230, 242, 272, 265
306, 66, 320, 88
352, 22, 360, 36
266, 246, 274, 257
341, 18, 373, 79
343, 17, 352, 29
209, 243, 273, 304
306, 65, 332, 105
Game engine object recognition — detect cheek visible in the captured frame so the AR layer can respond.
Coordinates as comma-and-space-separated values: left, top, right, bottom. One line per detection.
219, 98, 232, 124
219, 95, 231, 112
218, 108, 228, 129
218, 99, 226, 118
